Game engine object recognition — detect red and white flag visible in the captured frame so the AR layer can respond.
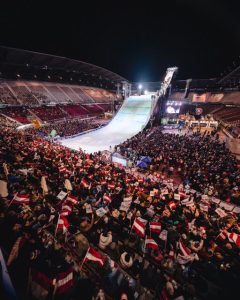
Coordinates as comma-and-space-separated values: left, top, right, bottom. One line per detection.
103, 194, 112, 204
227, 232, 240, 247
84, 247, 105, 267
55, 267, 73, 295
60, 204, 72, 216
179, 239, 191, 257
56, 216, 70, 233
12, 193, 30, 204
108, 183, 115, 190
145, 236, 158, 249
149, 222, 161, 233
66, 195, 78, 206
168, 201, 176, 210
217, 230, 228, 241
132, 218, 145, 237
80, 179, 89, 188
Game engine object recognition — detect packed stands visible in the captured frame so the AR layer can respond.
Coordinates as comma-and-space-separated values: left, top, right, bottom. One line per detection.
0, 106, 31, 124
81, 103, 104, 114
24, 118, 103, 138
62, 104, 90, 117
30, 105, 68, 121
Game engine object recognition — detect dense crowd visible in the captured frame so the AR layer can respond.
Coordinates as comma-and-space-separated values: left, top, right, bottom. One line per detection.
118, 127, 239, 204
0, 126, 240, 300
25, 118, 102, 138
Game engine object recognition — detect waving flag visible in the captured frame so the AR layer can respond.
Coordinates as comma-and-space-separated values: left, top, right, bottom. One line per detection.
60, 204, 72, 216
179, 239, 191, 257
132, 218, 145, 237
149, 222, 161, 233
66, 195, 78, 206
108, 183, 115, 190
56, 216, 70, 233
103, 194, 112, 204
55, 266, 73, 295
227, 232, 240, 247
84, 247, 105, 267
12, 193, 30, 204
145, 236, 158, 249
80, 179, 89, 188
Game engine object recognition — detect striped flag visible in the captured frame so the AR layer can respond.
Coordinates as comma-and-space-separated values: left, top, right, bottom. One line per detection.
84, 247, 105, 267
60, 204, 72, 216
149, 222, 161, 233
103, 194, 112, 204
56, 216, 70, 233
145, 236, 158, 249
66, 195, 78, 205
179, 239, 191, 257
217, 230, 228, 241
108, 183, 115, 190
55, 267, 73, 295
80, 179, 89, 188
132, 218, 145, 237
12, 193, 30, 204
227, 232, 240, 247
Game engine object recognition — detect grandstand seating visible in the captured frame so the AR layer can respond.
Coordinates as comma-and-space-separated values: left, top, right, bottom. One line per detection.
1, 107, 31, 124
9, 84, 39, 105
81, 87, 115, 102
59, 86, 82, 103
30, 106, 68, 121
213, 106, 240, 125
44, 85, 70, 103
62, 104, 89, 117
97, 103, 112, 111
0, 84, 18, 105
81, 104, 104, 114
71, 87, 93, 102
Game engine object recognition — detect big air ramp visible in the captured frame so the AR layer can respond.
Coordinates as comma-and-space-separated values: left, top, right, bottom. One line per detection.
60, 94, 156, 153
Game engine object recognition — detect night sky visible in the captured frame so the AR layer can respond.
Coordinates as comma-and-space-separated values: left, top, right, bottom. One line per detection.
0, 0, 240, 82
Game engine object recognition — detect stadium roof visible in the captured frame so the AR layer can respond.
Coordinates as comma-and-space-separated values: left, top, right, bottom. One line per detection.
218, 64, 240, 88
0, 46, 128, 84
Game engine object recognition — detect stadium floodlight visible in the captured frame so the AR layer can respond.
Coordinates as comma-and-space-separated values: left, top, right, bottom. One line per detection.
138, 84, 142, 89
144, 90, 148, 95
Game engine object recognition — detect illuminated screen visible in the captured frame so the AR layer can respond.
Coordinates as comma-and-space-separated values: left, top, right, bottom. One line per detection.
166, 106, 180, 114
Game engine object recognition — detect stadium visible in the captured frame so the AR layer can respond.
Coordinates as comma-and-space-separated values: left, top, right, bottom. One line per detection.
0, 2, 240, 300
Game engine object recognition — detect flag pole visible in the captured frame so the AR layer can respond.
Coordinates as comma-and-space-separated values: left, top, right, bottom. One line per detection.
79, 247, 90, 272
54, 213, 60, 237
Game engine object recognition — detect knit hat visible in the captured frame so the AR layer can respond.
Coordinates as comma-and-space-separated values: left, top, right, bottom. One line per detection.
99, 232, 112, 249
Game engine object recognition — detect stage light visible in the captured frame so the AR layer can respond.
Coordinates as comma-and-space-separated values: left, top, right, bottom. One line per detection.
138, 84, 142, 89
